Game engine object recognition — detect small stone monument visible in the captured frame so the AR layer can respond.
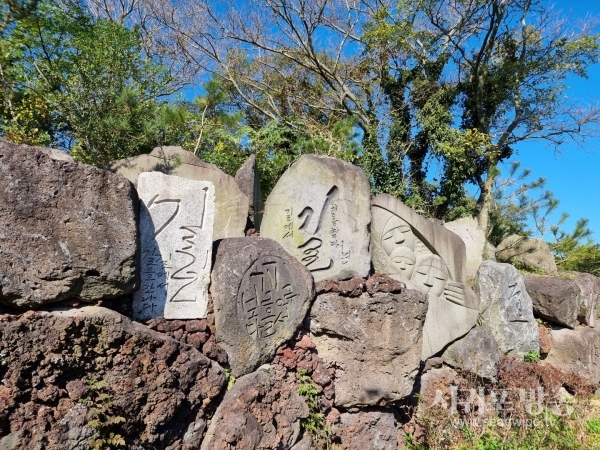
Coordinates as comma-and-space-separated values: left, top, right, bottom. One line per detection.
371, 194, 479, 359
133, 172, 215, 321
260, 155, 371, 282
211, 237, 315, 377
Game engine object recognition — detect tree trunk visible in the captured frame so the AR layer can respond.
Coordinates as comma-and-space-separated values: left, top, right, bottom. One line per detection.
477, 169, 497, 237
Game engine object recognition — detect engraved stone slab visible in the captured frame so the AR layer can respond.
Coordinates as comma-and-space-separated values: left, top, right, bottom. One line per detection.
108, 146, 247, 240
371, 194, 479, 359
133, 172, 215, 321
475, 261, 539, 356
261, 155, 371, 282
211, 237, 315, 377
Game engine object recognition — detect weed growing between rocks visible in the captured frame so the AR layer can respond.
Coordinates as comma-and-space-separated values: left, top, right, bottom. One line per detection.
78, 379, 126, 449
410, 357, 599, 449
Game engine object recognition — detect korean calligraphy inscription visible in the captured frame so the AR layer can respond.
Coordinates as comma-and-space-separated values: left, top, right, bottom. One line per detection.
238, 256, 299, 340
211, 237, 315, 377
133, 172, 215, 321
261, 154, 371, 282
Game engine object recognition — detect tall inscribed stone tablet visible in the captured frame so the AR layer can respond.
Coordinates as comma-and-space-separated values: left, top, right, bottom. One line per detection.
133, 172, 215, 321
261, 155, 371, 282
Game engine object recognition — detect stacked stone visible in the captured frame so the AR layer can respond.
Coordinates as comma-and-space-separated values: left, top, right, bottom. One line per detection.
3, 140, 600, 449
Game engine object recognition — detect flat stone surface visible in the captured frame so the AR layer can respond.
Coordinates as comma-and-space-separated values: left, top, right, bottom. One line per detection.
567, 271, 600, 327
0, 306, 225, 449
200, 368, 308, 450
0, 140, 138, 309
524, 275, 580, 329
133, 172, 215, 321
108, 146, 247, 240
442, 327, 500, 380
261, 154, 371, 282
211, 237, 315, 377
235, 154, 262, 229
334, 409, 401, 450
419, 292, 479, 360
539, 325, 552, 354
309, 290, 428, 408
444, 217, 487, 280
496, 235, 558, 274
545, 326, 600, 384
475, 261, 539, 356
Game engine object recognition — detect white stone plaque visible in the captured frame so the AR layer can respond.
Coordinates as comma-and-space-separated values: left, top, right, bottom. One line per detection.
133, 172, 215, 320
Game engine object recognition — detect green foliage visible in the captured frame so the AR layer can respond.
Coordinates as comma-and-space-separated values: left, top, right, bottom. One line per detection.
549, 218, 600, 276
295, 368, 337, 448
223, 367, 236, 390
586, 418, 600, 434
296, 369, 324, 433
78, 378, 126, 449
0, 0, 177, 165
523, 350, 541, 363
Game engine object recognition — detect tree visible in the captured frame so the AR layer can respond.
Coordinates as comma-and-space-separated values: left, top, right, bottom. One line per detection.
0, 0, 179, 165
132, 0, 600, 234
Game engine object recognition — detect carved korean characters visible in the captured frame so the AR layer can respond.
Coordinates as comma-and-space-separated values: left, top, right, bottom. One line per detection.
211, 238, 315, 377
371, 194, 479, 359
133, 172, 215, 321
261, 155, 371, 282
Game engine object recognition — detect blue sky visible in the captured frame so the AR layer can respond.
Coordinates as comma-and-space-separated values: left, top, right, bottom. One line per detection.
506, 0, 600, 241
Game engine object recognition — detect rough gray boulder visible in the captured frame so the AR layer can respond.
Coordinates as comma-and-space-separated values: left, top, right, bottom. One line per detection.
108, 146, 248, 240
524, 275, 580, 328
443, 217, 487, 280
545, 326, 600, 384
442, 327, 500, 380
0, 306, 225, 449
309, 289, 428, 407
496, 235, 558, 274
475, 261, 539, 355
261, 154, 371, 282
568, 271, 600, 327
211, 237, 315, 377
0, 140, 138, 309
334, 409, 402, 450
200, 368, 308, 450
235, 154, 263, 229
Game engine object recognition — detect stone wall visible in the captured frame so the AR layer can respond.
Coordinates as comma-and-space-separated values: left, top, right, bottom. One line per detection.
1, 140, 599, 449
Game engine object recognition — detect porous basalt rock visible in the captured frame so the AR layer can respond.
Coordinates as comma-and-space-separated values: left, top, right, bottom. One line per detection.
146, 316, 228, 365
0, 140, 138, 309
524, 275, 580, 329
442, 327, 500, 380
544, 326, 600, 384
200, 368, 308, 450
309, 289, 428, 407
0, 306, 225, 449
235, 154, 263, 229
333, 409, 402, 450
496, 235, 558, 275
